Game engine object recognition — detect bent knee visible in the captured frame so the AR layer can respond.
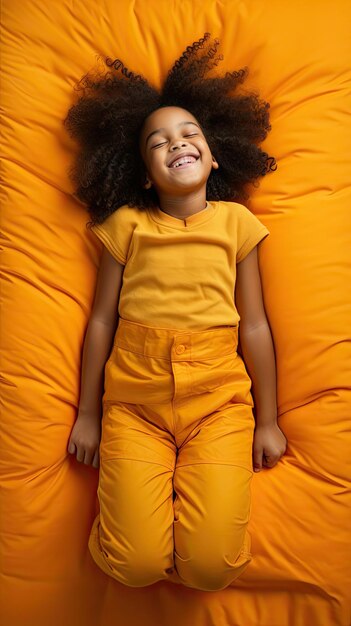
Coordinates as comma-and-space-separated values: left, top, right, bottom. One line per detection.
115, 553, 171, 587
175, 546, 252, 592
98, 542, 171, 587
90, 516, 173, 587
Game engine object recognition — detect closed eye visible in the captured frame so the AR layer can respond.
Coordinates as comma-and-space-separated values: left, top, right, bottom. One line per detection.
151, 141, 167, 149
151, 133, 198, 149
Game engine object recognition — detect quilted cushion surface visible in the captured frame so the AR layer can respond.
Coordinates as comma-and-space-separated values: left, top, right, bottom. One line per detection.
1, 1, 350, 625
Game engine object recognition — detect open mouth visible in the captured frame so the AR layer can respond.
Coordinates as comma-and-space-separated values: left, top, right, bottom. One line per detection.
168, 155, 199, 169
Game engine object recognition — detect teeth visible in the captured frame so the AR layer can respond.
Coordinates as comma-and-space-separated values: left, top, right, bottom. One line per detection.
171, 156, 197, 168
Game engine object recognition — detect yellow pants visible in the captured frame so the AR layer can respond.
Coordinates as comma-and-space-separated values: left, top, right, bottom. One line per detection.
89, 318, 255, 591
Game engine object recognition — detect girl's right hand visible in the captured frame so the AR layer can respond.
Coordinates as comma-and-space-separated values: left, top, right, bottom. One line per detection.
67, 414, 101, 469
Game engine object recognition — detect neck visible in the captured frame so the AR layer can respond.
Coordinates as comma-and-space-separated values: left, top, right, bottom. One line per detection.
157, 190, 208, 218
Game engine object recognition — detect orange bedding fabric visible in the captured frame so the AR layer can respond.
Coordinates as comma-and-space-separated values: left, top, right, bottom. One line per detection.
1, 1, 350, 625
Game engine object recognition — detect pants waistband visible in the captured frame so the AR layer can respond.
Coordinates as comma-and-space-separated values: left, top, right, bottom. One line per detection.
114, 318, 238, 361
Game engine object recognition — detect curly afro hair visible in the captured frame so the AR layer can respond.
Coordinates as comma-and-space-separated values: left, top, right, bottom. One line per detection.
63, 33, 276, 227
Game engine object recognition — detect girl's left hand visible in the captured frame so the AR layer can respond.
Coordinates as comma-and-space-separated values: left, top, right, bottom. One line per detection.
252, 422, 287, 472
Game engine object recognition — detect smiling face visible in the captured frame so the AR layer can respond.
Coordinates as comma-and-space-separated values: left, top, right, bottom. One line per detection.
139, 106, 218, 201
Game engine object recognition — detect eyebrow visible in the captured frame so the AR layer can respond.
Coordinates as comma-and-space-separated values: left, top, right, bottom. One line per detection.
145, 121, 200, 146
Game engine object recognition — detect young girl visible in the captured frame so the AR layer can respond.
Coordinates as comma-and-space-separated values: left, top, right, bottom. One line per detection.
64, 33, 287, 592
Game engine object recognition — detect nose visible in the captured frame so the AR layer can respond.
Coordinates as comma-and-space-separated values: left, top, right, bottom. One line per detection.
170, 139, 188, 151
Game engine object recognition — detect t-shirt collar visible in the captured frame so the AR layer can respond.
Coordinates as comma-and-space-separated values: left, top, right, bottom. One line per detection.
148, 201, 217, 228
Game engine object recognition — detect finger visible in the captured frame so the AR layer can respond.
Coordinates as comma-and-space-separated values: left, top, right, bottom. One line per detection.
76, 446, 85, 463
68, 441, 76, 455
83, 449, 93, 466
263, 455, 278, 468
92, 449, 100, 469
253, 447, 263, 472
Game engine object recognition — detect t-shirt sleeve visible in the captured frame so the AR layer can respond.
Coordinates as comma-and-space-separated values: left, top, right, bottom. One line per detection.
89, 206, 133, 265
236, 204, 270, 263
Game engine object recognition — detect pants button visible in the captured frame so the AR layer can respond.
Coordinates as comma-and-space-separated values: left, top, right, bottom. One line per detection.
175, 344, 186, 355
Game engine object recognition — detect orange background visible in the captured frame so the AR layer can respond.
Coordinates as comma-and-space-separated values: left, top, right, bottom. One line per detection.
1, 1, 350, 625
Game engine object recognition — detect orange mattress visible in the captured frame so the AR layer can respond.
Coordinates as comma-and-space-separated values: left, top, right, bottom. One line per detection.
1, 1, 350, 625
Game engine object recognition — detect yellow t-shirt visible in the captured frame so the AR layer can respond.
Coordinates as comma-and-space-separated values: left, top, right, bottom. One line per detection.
90, 200, 269, 330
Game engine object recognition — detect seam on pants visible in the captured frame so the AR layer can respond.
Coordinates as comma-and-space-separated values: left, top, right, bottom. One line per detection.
102, 400, 170, 408
176, 461, 253, 472
114, 344, 171, 360
113, 343, 237, 361
100, 456, 174, 470
171, 397, 176, 436
171, 357, 178, 435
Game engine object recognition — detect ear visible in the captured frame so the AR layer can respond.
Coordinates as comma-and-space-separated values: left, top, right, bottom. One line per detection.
143, 176, 153, 190
211, 155, 219, 170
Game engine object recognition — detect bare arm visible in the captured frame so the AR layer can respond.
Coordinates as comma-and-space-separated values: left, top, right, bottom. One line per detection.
68, 246, 124, 467
235, 246, 277, 426
235, 246, 287, 470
